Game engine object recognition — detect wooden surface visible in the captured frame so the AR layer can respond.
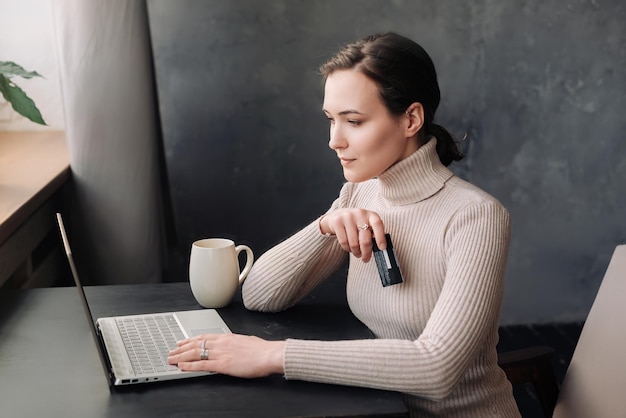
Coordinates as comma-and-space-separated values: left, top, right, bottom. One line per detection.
0, 131, 70, 245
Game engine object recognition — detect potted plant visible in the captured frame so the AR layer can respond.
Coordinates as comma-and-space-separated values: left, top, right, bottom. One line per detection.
0, 61, 46, 125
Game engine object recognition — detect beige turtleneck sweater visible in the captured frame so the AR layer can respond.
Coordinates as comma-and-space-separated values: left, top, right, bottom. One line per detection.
242, 138, 520, 417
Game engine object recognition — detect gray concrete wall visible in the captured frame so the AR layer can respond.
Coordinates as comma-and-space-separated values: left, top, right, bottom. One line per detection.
146, 0, 626, 324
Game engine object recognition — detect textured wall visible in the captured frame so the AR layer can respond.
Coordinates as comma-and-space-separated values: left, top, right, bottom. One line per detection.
146, 0, 626, 324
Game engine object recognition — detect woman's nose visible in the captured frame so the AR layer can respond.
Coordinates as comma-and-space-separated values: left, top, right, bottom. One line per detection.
328, 124, 346, 150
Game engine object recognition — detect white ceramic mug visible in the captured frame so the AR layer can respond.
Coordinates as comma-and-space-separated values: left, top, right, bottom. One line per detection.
189, 238, 254, 308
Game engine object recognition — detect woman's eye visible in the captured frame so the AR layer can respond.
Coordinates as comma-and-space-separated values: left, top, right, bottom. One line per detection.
347, 120, 361, 126
326, 117, 335, 125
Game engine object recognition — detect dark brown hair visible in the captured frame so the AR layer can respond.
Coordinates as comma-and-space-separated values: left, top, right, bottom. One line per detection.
320, 32, 463, 166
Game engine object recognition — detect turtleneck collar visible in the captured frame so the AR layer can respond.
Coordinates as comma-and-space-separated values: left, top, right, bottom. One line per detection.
377, 137, 454, 205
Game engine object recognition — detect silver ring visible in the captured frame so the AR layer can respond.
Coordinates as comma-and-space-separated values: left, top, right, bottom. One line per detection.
358, 224, 370, 231
200, 339, 209, 360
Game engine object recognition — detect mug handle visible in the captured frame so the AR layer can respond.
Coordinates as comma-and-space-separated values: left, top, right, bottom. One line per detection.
235, 244, 254, 284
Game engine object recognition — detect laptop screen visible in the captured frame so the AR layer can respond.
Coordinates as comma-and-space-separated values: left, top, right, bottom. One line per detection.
56, 212, 114, 387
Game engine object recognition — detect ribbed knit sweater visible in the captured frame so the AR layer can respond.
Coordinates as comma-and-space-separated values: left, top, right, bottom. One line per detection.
242, 138, 521, 417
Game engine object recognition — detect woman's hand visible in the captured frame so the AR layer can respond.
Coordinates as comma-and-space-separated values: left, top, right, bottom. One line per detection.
319, 208, 386, 262
167, 334, 285, 378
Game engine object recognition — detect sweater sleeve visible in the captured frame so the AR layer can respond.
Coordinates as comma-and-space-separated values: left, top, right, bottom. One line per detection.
241, 187, 350, 312
283, 199, 511, 401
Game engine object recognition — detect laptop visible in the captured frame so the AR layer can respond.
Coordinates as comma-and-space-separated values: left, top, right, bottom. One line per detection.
55, 212, 232, 387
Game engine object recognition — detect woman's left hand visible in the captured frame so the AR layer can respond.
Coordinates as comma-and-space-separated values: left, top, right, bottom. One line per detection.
167, 334, 285, 378
319, 208, 386, 262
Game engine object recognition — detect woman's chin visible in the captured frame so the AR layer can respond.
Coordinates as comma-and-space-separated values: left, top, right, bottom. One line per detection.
342, 170, 372, 183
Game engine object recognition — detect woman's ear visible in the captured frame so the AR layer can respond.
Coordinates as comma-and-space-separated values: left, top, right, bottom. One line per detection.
404, 102, 424, 137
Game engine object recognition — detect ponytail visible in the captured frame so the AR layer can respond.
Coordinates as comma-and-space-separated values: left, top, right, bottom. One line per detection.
426, 123, 464, 167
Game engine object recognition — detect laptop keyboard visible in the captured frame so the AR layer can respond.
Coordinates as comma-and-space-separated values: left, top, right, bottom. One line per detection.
116, 314, 185, 375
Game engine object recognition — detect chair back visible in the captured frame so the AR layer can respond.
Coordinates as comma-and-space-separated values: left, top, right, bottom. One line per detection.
553, 245, 626, 418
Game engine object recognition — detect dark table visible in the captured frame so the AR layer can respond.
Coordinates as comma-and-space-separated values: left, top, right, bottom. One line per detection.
0, 282, 407, 418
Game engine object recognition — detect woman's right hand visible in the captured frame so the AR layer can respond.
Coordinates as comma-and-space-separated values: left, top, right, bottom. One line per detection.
319, 208, 386, 263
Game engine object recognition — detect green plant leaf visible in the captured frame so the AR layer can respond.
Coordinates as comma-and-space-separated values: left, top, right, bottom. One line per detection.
0, 61, 43, 79
0, 74, 47, 125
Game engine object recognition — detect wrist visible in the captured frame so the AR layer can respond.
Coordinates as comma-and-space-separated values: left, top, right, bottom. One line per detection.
270, 341, 286, 374
318, 215, 332, 237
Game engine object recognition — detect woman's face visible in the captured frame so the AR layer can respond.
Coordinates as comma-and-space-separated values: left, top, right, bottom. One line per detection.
323, 69, 418, 183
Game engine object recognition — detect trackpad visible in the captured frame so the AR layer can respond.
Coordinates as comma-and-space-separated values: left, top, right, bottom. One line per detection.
191, 328, 227, 336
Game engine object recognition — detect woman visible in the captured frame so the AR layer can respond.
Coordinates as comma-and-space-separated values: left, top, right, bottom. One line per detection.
169, 32, 520, 417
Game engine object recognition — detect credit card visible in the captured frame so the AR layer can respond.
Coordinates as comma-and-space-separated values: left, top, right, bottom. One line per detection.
372, 234, 404, 287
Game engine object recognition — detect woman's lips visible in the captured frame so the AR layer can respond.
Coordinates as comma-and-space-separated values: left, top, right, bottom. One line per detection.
339, 157, 355, 166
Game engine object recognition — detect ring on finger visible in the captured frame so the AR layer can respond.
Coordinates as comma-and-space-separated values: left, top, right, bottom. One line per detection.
357, 224, 370, 231
200, 339, 209, 360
